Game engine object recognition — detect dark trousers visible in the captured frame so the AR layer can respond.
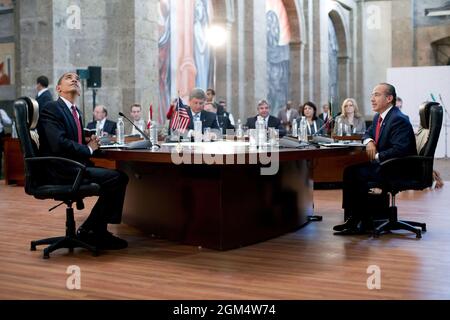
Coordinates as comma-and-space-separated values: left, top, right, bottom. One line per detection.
342, 162, 383, 221
80, 167, 129, 233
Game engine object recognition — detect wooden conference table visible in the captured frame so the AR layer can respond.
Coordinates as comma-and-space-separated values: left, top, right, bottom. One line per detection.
99, 141, 366, 250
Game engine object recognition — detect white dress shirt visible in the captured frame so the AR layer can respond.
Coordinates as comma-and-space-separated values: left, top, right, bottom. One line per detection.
59, 96, 93, 154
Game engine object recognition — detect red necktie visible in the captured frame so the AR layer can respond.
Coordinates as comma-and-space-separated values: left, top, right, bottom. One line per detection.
375, 116, 383, 145
71, 105, 82, 144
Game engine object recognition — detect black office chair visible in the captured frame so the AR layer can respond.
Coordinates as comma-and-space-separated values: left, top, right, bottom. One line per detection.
14, 97, 101, 258
373, 102, 443, 238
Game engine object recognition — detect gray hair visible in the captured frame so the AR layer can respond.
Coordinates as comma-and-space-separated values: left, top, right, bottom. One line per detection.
189, 88, 206, 101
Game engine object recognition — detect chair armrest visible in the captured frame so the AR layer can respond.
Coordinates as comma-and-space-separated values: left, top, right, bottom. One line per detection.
380, 155, 432, 167
380, 156, 434, 182
25, 157, 87, 194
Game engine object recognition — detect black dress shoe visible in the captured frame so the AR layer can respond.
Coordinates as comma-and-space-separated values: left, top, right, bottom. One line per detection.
96, 231, 128, 250
333, 217, 361, 232
76, 228, 97, 246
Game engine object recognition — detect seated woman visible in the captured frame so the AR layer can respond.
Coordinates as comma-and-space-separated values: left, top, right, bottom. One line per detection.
300, 101, 324, 135
333, 98, 366, 135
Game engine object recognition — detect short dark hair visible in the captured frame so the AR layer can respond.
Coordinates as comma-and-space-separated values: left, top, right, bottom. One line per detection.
379, 83, 397, 107
57, 72, 78, 85
130, 103, 142, 111
37, 75, 49, 88
302, 101, 318, 120
206, 88, 216, 96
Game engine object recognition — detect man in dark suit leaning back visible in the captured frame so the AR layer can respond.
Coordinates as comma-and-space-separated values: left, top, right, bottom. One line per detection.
246, 100, 286, 137
37, 72, 129, 250
333, 83, 417, 235
35, 75, 53, 108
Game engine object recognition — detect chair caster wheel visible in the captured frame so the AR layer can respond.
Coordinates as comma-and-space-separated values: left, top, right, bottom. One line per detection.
30, 243, 37, 251
43, 253, 50, 259
416, 232, 422, 239
373, 233, 380, 238
69, 247, 74, 253
422, 225, 427, 232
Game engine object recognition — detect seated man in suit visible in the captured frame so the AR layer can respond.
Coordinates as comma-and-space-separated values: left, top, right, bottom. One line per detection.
186, 88, 219, 132
37, 72, 129, 249
35, 75, 53, 108
204, 102, 234, 134
87, 105, 117, 136
246, 100, 286, 137
333, 83, 417, 235
129, 103, 146, 137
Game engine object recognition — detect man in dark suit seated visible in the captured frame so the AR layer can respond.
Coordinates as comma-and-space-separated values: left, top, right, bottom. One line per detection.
87, 105, 117, 136
333, 83, 417, 235
204, 102, 234, 134
186, 88, 219, 132
245, 100, 286, 137
35, 75, 53, 108
37, 72, 129, 250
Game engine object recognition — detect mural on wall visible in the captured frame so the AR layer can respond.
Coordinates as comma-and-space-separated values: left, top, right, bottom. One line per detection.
158, 0, 171, 124
157, 0, 214, 123
328, 16, 339, 114
0, 43, 14, 86
0, 0, 13, 10
266, 0, 291, 116
193, 0, 212, 90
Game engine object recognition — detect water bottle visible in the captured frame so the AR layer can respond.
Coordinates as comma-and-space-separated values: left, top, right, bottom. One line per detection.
292, 118, 298, 137
194, 118, 202, 142
336, 118, 343, 136
256, 116, 266, 146
236, 119, 243, 139
298, 116, 308, 142
95, 120, 102, 137
117, 117, 125, 145
150, 121, 158, 145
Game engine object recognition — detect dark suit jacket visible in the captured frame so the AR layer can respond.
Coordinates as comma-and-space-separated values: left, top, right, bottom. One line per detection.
318, 113, 329, 122
37, 97, 91, 167
36, 90, 53, 108
216, 114, 235, 134
363, 106, 416, 163
87, 119, 117, 135
245, 115, 286, 137
187, 109, 219, 132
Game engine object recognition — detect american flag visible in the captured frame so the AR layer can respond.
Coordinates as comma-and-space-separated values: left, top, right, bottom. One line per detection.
170, 97, 190, 132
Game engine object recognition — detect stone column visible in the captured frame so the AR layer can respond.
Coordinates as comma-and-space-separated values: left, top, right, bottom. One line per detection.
15, 0, 54, 98
253, 0, 267, 107
391, 0, 414, 67
133, 0, 159, 123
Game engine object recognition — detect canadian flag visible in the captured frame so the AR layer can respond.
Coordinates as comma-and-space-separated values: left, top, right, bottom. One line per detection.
147, 104, 153, 129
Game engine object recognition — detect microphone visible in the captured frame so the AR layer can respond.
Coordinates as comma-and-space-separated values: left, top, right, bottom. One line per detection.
313, 113, 339, 137
118, 112, 156, 149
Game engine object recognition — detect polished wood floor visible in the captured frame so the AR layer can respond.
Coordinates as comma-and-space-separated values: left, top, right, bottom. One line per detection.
0, 180, 449, 300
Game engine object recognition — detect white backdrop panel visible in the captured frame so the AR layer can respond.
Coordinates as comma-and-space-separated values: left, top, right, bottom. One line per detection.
387, 66, 450, 159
